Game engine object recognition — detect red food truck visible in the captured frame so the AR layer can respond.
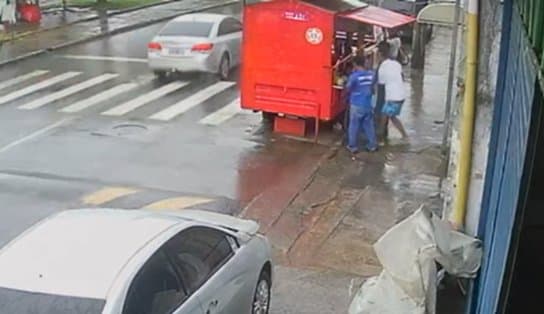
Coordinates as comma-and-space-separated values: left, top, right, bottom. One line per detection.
240, 0, 415, 138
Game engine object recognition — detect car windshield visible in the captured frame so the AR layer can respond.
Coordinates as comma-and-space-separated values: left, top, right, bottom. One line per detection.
0, 287, 105, 314
159, 21, 214, 37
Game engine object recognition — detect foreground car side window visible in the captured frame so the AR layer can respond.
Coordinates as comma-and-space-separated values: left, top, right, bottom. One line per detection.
165, 227, 235, 293
123, 250, 186, 314
229, 19, 242, 33
217, 20, 230, 37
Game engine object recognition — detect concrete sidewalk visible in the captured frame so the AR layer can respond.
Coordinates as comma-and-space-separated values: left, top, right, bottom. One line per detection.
0, 0, 237, 65
248, 28, 456, 313
1, 9, 94, 41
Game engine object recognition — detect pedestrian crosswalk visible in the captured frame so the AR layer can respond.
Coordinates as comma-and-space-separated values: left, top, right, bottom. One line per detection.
0, 70, 49, 91
61, 82, 139, 113
102, 81, 189, 116
0, 70, 257, 127
19, 73, 119, 110
150, 81, 235, 121
0, 72, 82, 106
199, 97, 243, 126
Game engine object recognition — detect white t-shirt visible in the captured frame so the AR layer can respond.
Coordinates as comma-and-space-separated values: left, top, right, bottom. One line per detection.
378, 59, 405, 101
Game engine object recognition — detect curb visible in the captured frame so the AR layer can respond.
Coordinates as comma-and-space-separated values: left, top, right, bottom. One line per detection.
1, 0, 220, 45
0, 0, 238, 67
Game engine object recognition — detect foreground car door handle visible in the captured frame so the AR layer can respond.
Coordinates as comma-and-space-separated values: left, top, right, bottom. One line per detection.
206, 300, 219, 314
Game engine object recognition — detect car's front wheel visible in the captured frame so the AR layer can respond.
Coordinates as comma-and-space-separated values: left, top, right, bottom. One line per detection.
252, 270, 271, 314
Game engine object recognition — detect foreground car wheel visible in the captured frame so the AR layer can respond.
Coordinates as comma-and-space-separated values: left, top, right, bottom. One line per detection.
252, 270, 271, 314
218, 54, 230, 80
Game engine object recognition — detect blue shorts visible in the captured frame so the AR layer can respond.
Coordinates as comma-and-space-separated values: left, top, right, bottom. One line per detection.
382, 100, 404, 117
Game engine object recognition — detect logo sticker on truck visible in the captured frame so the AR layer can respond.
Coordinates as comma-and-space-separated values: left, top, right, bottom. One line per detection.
305, 27, 323, 45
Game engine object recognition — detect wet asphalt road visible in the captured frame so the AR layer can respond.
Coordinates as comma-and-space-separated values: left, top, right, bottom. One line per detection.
0, 7, 330, 247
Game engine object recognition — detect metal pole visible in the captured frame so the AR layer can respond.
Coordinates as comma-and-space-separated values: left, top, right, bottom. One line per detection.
441, 0, 462, 154
451, 0, 479, 229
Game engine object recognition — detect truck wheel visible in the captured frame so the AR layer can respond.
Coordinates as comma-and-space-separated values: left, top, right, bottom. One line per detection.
262, 112, 274, 123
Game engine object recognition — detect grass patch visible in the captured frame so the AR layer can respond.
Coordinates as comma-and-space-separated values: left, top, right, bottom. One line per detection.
66, 0, 164, 10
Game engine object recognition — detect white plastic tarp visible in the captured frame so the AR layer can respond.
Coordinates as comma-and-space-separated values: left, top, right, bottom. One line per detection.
349, 206, 482, 314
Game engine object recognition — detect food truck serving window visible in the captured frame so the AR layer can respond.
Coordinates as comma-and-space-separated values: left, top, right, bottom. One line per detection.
340, 5, 416, 29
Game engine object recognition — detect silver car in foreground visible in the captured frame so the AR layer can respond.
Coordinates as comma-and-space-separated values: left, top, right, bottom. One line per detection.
148, 13, 242, 80
0, 209, 272, 314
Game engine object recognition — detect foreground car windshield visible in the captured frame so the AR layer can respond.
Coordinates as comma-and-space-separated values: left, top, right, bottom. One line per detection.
0, 288, 105, 314
159, 21, 214, 37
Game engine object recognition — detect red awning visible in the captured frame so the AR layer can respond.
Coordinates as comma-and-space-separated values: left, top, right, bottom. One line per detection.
341, 5, 416, 29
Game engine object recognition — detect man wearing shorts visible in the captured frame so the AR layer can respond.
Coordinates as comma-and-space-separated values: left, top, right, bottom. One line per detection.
377, 44, 408, 140
374, 41, 390, 145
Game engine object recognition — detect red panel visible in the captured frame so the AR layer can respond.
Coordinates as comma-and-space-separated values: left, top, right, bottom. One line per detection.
19, 4, 41, 23
341, 5, 416, 29
241, 0, 337, 121
274, 116, 307, 136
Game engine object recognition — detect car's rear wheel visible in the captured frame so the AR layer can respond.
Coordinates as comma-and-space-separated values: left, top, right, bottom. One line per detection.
154, 70, 167, 82
252, 270, 271, 314
218, 54, 230, 81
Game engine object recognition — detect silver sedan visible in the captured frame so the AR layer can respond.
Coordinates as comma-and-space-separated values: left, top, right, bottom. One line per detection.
0, 209, 272, 314
148, 13, 242, 80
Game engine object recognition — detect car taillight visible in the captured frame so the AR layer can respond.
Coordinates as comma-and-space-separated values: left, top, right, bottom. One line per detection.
148, 42, 162, 51
191, 43, 214, 52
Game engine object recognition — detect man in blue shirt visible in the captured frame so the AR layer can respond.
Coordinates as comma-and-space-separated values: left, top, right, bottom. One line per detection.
346, 55, 377, 153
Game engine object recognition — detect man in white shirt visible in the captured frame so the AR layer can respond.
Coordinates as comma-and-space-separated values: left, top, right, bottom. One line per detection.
377, 44, 408, 140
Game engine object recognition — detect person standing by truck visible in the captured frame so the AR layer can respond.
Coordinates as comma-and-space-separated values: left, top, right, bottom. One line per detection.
378, 42, 409, 140
346, 55, 377, 154
374, 41, 390, 145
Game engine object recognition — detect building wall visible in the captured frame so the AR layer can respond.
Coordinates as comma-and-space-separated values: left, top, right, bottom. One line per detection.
443, 0, 503, 236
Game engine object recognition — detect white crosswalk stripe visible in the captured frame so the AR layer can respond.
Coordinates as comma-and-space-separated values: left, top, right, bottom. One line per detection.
60, 82, 139, 113
199, 97, 242, 126
60, 55, 147, 63
19, 73, 119, 110
0, 72, 82, 106
102, 81, 189, 116
0, 70, 49, 91
2, 70, 246, 127
150, 81, 235, 121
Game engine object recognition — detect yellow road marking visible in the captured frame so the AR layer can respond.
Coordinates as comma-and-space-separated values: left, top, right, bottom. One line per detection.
144, 196, 212, 210
82, 187, 140, 206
